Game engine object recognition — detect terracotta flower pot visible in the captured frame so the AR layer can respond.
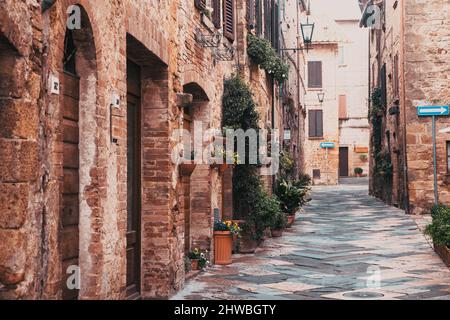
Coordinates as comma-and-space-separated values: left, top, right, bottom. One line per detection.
271, 229, 283, 238
434, 243, 450, 267
214, 231, 233, 265
190, 259, 199, 271
286, 215, 295, 228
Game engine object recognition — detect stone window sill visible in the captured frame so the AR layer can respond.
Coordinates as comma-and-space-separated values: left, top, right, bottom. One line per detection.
308, 137, 324, 140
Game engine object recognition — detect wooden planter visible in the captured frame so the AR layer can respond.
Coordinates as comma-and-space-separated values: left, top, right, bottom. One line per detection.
286, 215, 295, 228
434, 244, 450, 267
190, 259, 199, 271
271, 229, 283, 238
214, 231, 233, 265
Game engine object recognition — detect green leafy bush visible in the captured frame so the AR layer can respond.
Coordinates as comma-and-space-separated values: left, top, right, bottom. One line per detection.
354, 167, 363, 175
272, 211, 287, 231
247, 34, 289, 83
274, 179, 309, 215
425, 205, 450, 248
295, 174, 312, 189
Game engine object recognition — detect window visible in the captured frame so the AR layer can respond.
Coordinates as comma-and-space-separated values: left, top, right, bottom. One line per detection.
308, 110, 323, 138
447, 141, 450, 173
313, 169, 321, 179
246, 0, 255, 26
380, 63, 387, 106
256, 0, 263, 36
223, 0, 235, 41
338, 95, 347, 119
272, 3, 280, 50
308, 61, 322, 88
264, 0, 272, 41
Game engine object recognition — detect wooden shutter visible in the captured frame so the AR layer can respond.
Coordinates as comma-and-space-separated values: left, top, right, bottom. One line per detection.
256, 0, 263, 36
308, 110, 323, 137
212, 0, 221, 28
380, 64, 387, 106
247, 0, 255, 24
308, 61, 322, 88
223, 0, 235, 41
339, 95, 347, 119
264, 0, 271, 41
195, 0, 207, 10
272, 3, 279, 50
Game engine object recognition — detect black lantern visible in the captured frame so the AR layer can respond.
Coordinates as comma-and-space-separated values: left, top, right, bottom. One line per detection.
317, 92, 325, 104
301, 17, 315, 44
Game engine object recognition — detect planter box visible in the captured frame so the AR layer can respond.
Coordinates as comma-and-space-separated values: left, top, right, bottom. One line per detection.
434, 244, 450, 267
214, 231, 232, 265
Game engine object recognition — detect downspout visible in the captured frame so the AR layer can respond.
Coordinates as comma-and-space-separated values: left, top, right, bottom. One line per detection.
400, 0, 410, 213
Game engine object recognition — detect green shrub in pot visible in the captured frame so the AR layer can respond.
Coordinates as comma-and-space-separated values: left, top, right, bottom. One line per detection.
425, 204, 450, 248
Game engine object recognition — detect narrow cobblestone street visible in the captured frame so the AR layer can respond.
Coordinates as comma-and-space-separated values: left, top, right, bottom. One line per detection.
174, 179, 450, 300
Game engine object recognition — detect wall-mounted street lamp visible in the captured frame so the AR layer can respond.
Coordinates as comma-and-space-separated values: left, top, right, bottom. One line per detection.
317, 92, 325, 104
279, 17, 315, 53
301, 17, 315, 45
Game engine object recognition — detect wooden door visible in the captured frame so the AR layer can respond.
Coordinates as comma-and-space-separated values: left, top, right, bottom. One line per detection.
339, 147, 349, 177
61, 72, 80, 300
126, 60, 141, 299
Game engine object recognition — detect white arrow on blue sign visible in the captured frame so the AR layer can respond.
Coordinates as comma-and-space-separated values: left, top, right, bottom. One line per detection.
417, 105, 449, 117
320, 142, 335, 149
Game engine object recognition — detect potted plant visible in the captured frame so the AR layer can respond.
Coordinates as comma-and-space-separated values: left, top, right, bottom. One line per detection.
214, 220, 240, 265
425, 205, 450, 267
274, 179, 309, 228
354, 167, 364, 177
271, 211, 286, 238
187, 248, 208, 271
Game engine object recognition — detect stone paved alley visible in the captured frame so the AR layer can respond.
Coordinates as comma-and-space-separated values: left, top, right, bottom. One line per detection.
174, 179, 450, 300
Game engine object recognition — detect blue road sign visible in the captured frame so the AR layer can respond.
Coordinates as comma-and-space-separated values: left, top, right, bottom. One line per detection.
320, 142, 335, 149
417, 105, 449, 117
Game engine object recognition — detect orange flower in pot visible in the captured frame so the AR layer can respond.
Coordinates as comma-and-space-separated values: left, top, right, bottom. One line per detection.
214, 220, 240, 265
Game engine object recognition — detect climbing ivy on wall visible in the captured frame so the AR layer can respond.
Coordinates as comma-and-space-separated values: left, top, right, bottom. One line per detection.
370, 87, 393, 201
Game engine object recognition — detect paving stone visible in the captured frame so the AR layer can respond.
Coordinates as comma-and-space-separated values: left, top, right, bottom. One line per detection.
173, 180, 450, 300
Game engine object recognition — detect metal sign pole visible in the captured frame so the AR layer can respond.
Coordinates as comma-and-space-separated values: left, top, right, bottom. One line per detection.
432, 115, 439, 204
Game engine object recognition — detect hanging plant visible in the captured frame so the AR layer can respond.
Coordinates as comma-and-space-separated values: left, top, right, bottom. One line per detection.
247, 34, 289, 83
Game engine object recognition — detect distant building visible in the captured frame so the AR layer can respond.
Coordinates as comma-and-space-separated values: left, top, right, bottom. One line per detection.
304, 3, 370, 185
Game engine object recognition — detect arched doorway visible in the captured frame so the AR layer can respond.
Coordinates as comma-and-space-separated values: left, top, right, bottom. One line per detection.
60, 5, 97, 300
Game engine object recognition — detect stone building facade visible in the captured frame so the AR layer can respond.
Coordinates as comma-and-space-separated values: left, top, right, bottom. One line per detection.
0, 0, 304, 299
359, 0, 449, 214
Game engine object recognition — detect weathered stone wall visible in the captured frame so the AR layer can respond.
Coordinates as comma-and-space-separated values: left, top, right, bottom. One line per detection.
366, 0, 449, 213
403, 0, 450, 214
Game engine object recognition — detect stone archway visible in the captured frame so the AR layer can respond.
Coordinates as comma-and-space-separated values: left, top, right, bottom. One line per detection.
59, 5, 98, 300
